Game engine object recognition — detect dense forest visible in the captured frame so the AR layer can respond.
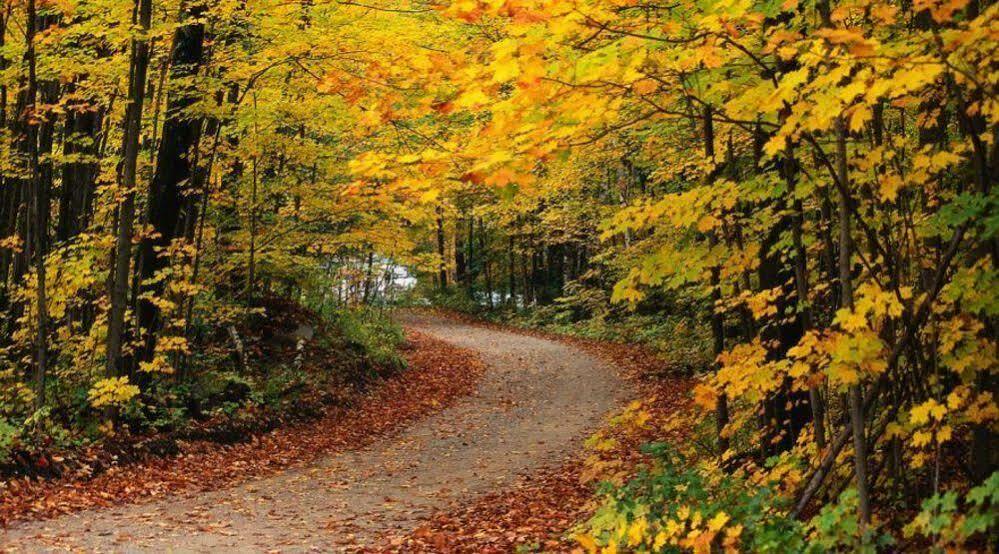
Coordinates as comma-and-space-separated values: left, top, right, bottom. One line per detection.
0, 0, 997, 551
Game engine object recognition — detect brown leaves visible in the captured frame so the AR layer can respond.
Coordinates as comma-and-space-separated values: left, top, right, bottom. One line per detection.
0, 331, 484, 529
378, 459, 591, 553
377, 311, 693, 553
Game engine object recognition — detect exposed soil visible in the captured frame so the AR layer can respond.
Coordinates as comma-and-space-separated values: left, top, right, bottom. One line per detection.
1, 312, 627, 552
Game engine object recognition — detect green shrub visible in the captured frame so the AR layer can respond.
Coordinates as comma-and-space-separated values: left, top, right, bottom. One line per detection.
809, 489, 894, 553
0, 418, 18, 464
257, 366, 309, 409
903, 471, 999, 551
329, 307, 406, 370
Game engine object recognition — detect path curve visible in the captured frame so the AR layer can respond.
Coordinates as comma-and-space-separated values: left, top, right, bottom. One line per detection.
2, 313, 627, 553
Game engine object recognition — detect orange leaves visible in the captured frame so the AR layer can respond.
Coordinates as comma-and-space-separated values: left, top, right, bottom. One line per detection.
910, 398, 948, 426
693, 383, 720, 411
631, 78, 658, 95
907, 398, 954, 466
742, 287, 780, 320
781, 283, 905, 392
488, 38, 549, 87
445, 0, 554, 25
815, 27, 878, 57
445, 0, 485, 23
915, 0, 971, 23
825, 313, 888, 388
1, 330, 485, 528
348, 151, 396, 181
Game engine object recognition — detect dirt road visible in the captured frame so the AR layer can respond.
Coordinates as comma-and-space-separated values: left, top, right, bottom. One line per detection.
2, 313, 626, 552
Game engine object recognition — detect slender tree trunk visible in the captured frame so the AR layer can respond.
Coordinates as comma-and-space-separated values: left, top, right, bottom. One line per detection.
362, 250, 374, 304
466, 216, 474, 296
478, 218, 493, 309
106, 0, 153, 378
507, 234, 515, 305
58, 97, 102, 242
247, 153, 258, 300
24, 0, 49, 407
520, 247, 531, 305
702, 106, 729, 456
436, 207, 447, 291
787, 151, 826, 451
531, 247, 543, 304
455, 216, 467, 289
0, 8, 9, 312
838, 117, 871, 525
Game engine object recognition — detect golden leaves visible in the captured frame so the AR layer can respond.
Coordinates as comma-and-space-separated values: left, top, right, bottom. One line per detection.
910, 399, 948, 426
87, 376, 140, 408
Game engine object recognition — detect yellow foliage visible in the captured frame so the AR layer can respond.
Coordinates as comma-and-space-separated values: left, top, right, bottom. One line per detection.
88, 377, 140, 408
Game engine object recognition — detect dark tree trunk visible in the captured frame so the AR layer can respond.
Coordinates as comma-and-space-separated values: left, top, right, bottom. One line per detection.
702, 106, 730, 456
24, 0, 50, 406
455, 217, 467, 289
58, 98, 103, 242
136, 7, 206, 360
436, 207, 447, 291
757, 219, 810, 456
507, 235, 515, 305
478, 218, 493, 308
362, 250, 375, 304
106, 0, 153, 378
465, 216, 475, 295
531, 247, 545, 304
546, 243, 564, 302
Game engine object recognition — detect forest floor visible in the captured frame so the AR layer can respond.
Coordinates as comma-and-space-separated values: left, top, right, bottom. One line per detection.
1, 312, 630, 552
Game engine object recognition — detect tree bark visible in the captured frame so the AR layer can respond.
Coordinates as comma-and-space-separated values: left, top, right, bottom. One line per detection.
58, 97, 103, 242
24, 0, 49, 407
106, 0, 153, 378
702, 106, 729, 456
837, 117, 872, 525
436, 207, 447, 291
507, 234, 515, 305
136, 4, 207, 359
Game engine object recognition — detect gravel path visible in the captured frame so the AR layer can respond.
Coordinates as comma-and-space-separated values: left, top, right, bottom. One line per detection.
2, 313, 627, 553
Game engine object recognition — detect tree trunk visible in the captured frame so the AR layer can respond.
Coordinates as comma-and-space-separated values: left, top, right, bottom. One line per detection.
436, 207, 447, 291
702, 106, 729, 456
837, 117, 871, 525
106, 0, 153, 378
136, 5, 207, 360
758, 184, 809, 455
478, 218, 493, 309
58, 97, 102, 242
362, 250, 375, 304
24, 0, 49, 407
507, 234, 515, 305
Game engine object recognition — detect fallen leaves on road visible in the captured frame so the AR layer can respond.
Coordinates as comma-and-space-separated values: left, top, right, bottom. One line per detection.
0, 331, 485, 529
378, 312, 694, 553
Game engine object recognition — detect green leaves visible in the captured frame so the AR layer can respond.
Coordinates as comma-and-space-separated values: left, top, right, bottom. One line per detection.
924, 192, 999, 239
809, 489, 894, 553
904, 471, 999, 549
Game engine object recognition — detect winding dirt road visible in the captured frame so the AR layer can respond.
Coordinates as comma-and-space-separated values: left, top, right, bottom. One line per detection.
2, 313, 626, 553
